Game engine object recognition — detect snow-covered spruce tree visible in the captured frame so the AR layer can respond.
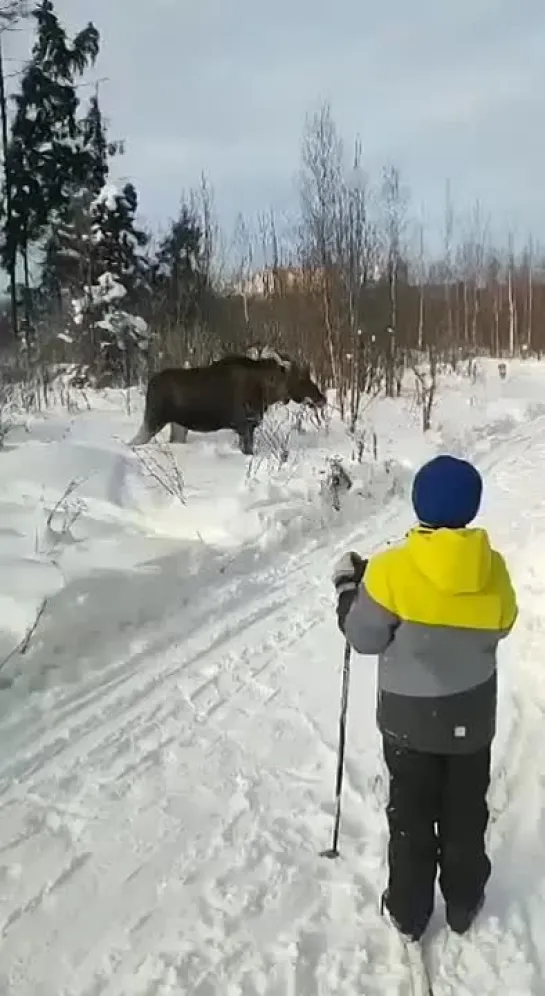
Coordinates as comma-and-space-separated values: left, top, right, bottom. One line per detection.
73, 180, 150, 387
39, 91, 125, 361
82, 91, 114, 193
0, 1, 32, 340
151, 202, 211, 364
0, 0, 99, 347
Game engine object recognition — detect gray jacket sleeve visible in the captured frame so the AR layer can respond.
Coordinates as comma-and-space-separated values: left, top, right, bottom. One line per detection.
342, 584, 400, 655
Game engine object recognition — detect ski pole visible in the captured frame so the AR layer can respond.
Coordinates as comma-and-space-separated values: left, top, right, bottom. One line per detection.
321, 638, 352, 859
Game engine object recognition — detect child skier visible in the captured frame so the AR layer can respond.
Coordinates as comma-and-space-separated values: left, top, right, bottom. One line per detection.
332, 454, 517, 942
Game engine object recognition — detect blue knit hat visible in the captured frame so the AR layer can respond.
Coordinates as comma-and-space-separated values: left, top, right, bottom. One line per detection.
411, 455, 483, 529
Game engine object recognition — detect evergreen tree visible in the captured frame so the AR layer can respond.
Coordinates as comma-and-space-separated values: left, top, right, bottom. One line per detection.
153, 203, 210, 335
81, 93, 108, 193
1, 0, 99, 328
0, 1, 31, 339
92, 181, 148, 292
40, 90, 124, 310
72, 180, 151, 382
39, 187, 93, 307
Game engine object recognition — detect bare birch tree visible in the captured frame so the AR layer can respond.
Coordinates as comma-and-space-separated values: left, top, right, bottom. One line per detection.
506, 232, 516, 356
521, 236, 533, 354
340, 138, 379, 429
380, 163, 408, 396
443, 179, 454, 352
298, 102, 344, 400
416, 209, 426, 351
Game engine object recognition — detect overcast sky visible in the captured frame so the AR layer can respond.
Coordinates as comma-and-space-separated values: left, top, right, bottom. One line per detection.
5, 0, 545, 257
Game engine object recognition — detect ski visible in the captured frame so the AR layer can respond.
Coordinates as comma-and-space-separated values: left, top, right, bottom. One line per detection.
427, 930, 465, 995
380, 896, 435, 994
403, 939, 434, 996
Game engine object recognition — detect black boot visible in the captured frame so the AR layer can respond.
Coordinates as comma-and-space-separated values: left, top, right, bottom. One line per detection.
446, 893, 485, 934
380, 891, 427, 943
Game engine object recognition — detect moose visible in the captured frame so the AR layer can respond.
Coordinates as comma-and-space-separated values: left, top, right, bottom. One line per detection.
129, 351, 326, 455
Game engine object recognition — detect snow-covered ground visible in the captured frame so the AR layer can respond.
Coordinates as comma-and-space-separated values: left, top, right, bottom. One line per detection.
0, 358, 544, 994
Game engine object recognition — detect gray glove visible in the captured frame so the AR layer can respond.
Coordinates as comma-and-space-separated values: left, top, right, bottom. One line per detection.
332, 551, 368, 594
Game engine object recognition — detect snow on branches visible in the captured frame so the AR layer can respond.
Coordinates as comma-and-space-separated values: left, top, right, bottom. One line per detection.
69, 179, 150, 376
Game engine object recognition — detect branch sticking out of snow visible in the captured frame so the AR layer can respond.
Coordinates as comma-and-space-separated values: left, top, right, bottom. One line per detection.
0, 597, 48, 684
131, 442, 186, 505
322, 456, 353, 511
43, 476, 88, 557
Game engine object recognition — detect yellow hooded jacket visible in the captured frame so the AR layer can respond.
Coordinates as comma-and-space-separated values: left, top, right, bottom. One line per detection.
343, 527, 517, 753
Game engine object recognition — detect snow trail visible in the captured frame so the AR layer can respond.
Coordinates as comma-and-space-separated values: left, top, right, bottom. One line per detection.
0, 493, 407, 996
429, 412, 545, 996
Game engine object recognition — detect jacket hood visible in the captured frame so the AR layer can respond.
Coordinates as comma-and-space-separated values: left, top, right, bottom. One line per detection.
406, 526, 492, 594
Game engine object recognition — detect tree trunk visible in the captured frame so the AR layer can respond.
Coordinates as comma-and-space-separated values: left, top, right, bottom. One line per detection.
0, 35, 18, 340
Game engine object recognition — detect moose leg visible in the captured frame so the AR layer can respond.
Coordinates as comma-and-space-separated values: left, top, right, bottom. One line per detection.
129, 421, 155, 446
129, 414, 166, 446
169, 423, 189, 444
237, 414, 260, 455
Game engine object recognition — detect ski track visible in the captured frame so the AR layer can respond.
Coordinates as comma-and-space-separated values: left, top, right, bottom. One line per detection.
426, 414, 545, 996
1, 411, 545, 994
0, 493, 407, 996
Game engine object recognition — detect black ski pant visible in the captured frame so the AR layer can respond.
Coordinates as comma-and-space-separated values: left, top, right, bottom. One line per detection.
382, 737, 492, 939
